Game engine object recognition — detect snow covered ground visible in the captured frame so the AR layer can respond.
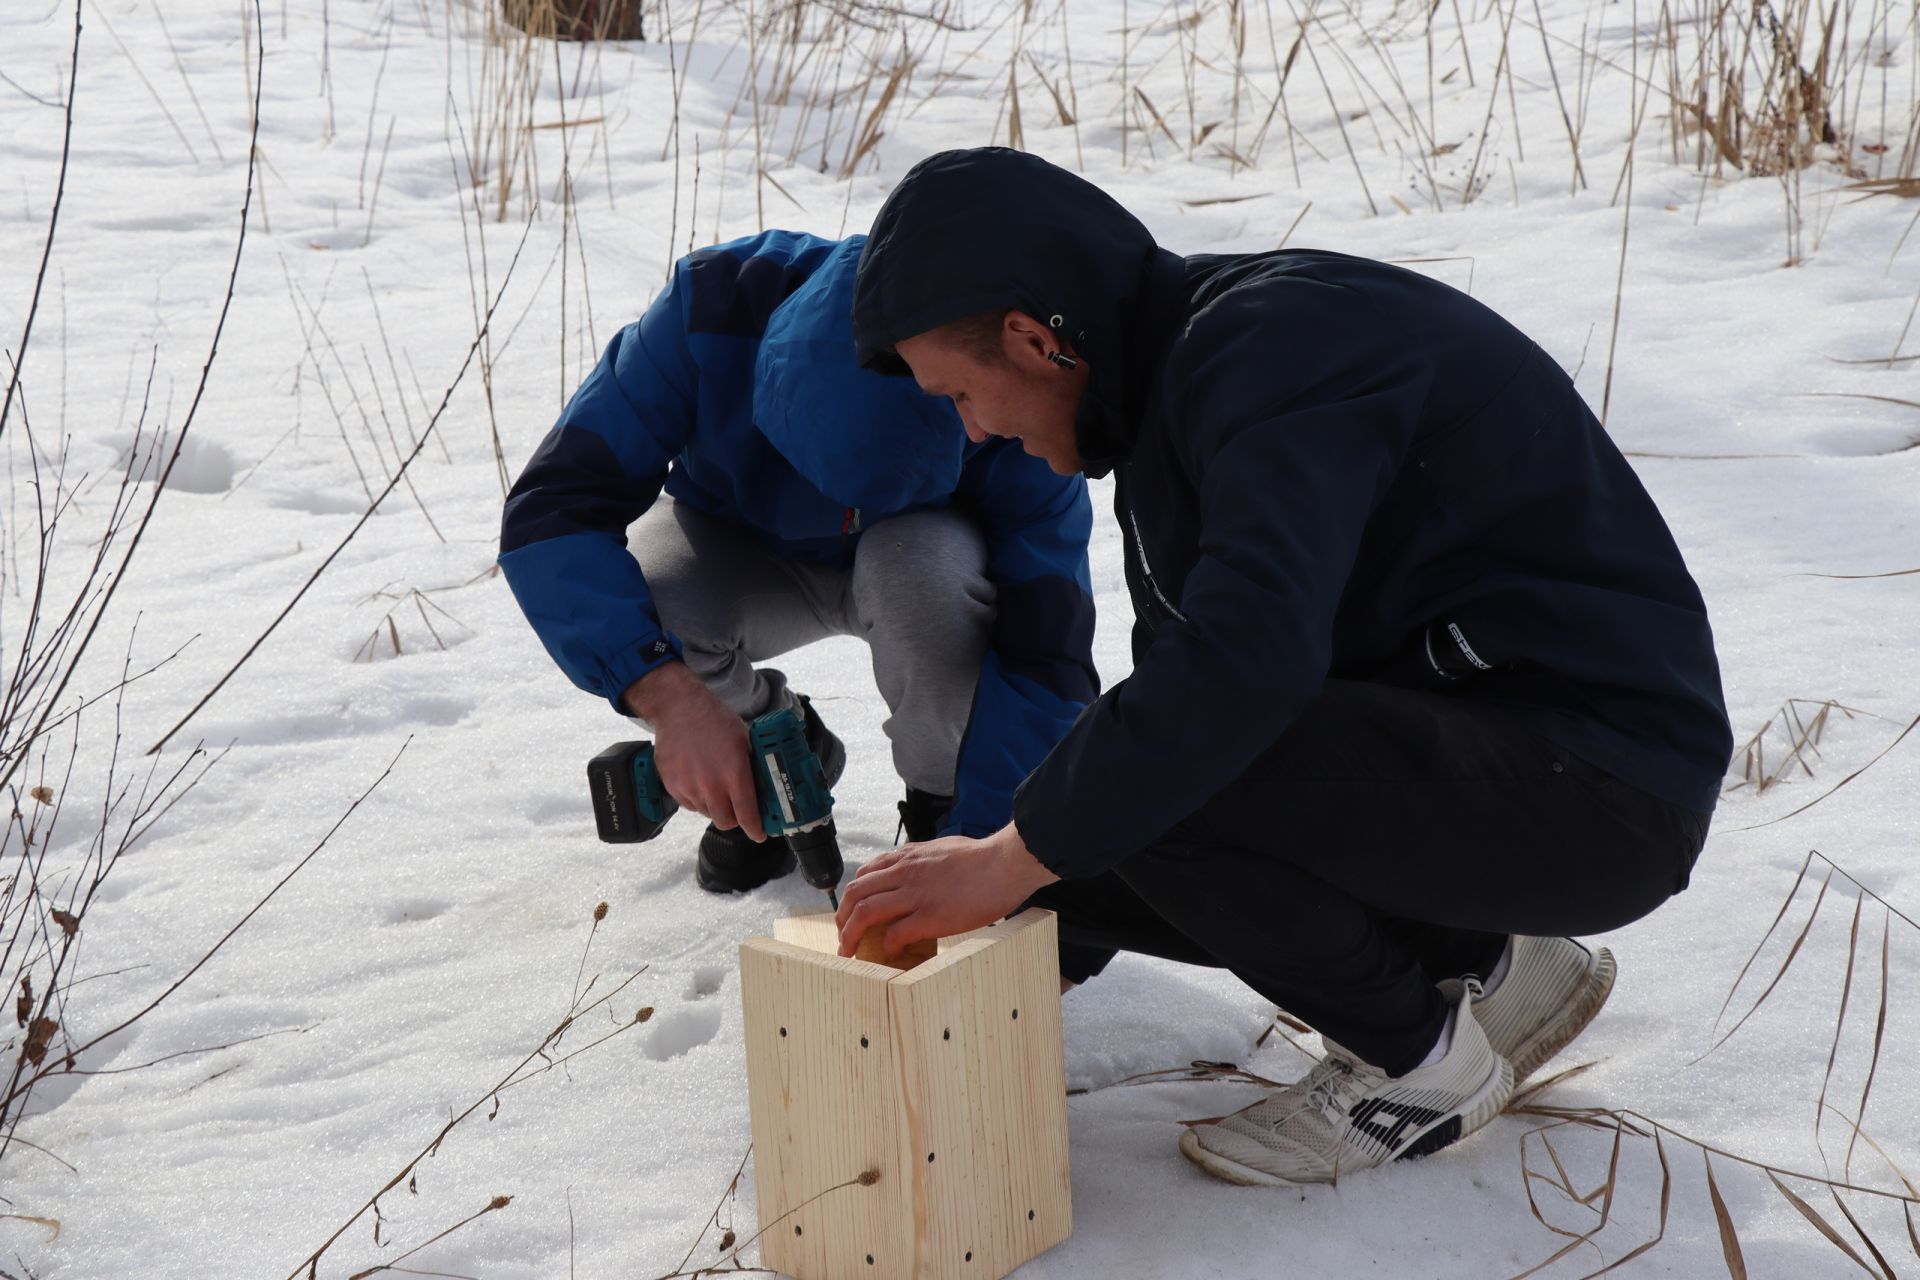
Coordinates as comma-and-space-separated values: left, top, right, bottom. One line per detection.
1, 0, 1917, 1275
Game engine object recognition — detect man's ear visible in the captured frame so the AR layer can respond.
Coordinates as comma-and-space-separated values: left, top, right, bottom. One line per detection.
1003, 310, 1059, 366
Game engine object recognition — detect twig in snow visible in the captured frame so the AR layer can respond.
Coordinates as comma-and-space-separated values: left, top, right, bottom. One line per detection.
146, 218, 535, 757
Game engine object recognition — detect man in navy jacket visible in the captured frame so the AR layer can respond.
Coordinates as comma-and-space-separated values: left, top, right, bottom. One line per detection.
834, 150, 1731, 1186
500, 231, 1098, 893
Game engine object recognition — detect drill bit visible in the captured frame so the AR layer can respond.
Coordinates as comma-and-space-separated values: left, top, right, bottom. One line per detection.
828, 888, 840, 910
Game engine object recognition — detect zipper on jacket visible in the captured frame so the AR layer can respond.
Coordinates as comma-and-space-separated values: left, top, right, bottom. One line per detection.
1124, 500, 1189, 625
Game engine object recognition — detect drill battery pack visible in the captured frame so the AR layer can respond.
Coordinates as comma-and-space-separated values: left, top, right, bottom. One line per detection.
587, 740, 677, 843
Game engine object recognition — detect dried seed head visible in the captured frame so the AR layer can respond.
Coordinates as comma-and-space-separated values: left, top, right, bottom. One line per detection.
593, 901, 609, 922
635, 1006, 654, 1024
489, 1195, 512, 1210
857, 1169, 881, 1186
51, 909, 78, 937
718, 1230, 737, 1252
22, 1017, 58, 1066
29, 786, 53, 805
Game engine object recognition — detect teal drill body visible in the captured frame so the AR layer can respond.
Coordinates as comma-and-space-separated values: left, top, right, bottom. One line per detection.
587, 707, 844, 904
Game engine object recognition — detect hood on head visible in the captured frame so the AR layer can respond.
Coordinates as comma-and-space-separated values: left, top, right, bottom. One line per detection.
852, 148, 1168, 468
755, 236, 967, 511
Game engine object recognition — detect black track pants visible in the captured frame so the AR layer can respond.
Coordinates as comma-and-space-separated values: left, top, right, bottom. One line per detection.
1018, 679, 1710, 1076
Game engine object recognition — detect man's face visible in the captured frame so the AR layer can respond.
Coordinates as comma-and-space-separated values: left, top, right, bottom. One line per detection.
895, 316, 1087, 475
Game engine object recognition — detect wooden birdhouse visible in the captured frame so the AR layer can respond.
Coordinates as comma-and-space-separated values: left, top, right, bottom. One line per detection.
738, 908, 1072, 1280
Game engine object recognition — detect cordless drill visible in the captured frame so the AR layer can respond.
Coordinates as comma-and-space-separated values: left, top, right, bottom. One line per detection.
586, 706, 845, 906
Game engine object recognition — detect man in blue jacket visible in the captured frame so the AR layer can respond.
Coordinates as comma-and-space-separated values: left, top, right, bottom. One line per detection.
834, 150, 1731, 1187
500, 230, 1098, 894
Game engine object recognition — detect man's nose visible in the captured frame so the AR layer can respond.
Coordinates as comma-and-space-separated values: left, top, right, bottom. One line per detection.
959, 408, 988, 444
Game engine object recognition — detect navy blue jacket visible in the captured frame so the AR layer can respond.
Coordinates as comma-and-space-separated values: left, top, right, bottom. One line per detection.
854, 149, 1732, 880
499, 230, 1099, 838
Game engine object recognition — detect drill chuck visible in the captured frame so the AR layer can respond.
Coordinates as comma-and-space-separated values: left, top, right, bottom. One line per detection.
784, 819, 844, 893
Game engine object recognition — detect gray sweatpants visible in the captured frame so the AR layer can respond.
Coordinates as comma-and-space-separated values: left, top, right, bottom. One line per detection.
627, 500, 995, 796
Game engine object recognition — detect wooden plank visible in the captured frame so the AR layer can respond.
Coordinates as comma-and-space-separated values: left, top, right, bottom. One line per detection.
739, 938, 912, 1279
772, 912, 840, 955
888, 910, 1072, 1278
774, 911, 938, 969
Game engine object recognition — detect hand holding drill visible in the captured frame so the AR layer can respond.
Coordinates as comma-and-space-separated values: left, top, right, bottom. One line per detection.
588, 698, 845, 906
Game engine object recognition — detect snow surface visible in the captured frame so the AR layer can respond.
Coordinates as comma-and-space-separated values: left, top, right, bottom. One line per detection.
1, 0, 1917, 1275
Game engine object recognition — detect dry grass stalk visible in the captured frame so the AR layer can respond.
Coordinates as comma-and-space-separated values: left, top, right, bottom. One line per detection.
1702, 1152, 1748, 1277
347, 1194, 514, 1280
286, 901, 651, 1280
353, 585, 475, 663
1281, 0, 1378, 213
1766, 1171, 1883, 1273
1698, 848, 1917, 1260
1726, 697, 1870, 795
2, 0, 259, 821
1723, 708, 1919, 832
0, 0, 80, 452
5, 736, 394, 1165
1508, 1094, 1920, 1277
654, 1157, 882, 1279
1698, 857, 1834, 1062
147, 220, 534, 757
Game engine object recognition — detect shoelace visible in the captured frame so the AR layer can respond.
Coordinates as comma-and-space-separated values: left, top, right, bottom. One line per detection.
1302, 1055, 1384, 1130
1249, 1053, 1376, 1136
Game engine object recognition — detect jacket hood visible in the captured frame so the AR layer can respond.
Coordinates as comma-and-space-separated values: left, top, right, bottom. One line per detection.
754, 236, 967, 511
852, 148, 1180, 472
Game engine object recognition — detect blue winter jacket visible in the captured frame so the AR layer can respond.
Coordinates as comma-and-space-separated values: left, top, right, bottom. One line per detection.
499, 230, 1099, 838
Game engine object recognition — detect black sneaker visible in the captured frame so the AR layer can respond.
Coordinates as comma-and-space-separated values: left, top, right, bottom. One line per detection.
695, 826, 797, 893
894, 786, 954, 844
694, 696, 845, 894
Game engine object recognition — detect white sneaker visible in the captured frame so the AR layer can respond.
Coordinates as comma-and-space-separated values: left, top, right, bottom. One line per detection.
1179, 983, 1513, 1186
1471, 936, 1616, 1084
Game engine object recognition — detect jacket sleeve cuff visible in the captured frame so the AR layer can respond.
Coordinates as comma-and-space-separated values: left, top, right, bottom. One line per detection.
1012, 771, 1113, 880
599, 633, 684, 716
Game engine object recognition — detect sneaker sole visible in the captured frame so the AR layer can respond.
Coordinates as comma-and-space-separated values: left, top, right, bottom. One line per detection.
1178, 1125, 1293, 1187
1176, 1055, 1516, 1187
1505, 946, 1616, 1084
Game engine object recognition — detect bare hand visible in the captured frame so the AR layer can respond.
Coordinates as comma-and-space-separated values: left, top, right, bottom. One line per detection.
834, 822, 1059, 958
621, 662, 766, 841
